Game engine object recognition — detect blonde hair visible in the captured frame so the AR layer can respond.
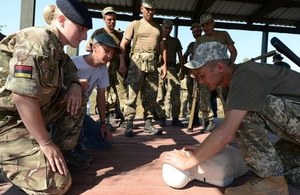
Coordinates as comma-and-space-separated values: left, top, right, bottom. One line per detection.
43, 4, 61, 24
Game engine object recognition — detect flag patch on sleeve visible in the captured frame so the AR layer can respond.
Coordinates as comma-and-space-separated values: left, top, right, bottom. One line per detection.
14, 65, 33, 78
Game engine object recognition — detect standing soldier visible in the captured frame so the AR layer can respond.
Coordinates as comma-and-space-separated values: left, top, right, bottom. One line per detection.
0, 0, 92, 193
196, 13, 237, 133
183, 23, 202, 126
159, 19, 185, 127
86, 6, 127, 131
119, 0, 167, 137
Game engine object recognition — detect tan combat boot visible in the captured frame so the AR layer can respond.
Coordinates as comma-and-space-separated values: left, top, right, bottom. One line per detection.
224, 176, 289, 195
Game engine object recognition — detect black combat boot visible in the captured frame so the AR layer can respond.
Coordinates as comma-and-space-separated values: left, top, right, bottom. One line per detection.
201, 118, 215, 133
172, 117, 185, 127
124, 120, 134, 137
159, 117, 166, 127
64, 150, 90, 172
192, 115, 201, 126
144, 119, 162, 135
71, 145, 93, 162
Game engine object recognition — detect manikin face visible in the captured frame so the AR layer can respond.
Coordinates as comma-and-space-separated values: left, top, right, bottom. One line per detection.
92, 43, 115, 65
103, 13, 116, 31
141, 6, 155, 21
59, 15, 89, 47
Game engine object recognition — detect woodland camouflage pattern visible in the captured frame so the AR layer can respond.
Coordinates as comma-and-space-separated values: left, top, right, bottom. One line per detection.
0, 25, 83, 194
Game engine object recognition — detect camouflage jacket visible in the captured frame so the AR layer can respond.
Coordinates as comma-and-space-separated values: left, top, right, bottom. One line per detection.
0, 25, 79, 114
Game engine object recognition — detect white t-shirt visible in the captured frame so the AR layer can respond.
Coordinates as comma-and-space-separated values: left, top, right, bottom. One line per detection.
72, 55, 109, 97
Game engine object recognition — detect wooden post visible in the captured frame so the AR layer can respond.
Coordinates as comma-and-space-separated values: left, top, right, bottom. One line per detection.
20, 0, 36, 29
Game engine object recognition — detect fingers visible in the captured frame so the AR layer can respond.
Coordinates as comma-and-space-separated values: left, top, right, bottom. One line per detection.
42, 144, 68, 176
67, 100, 76, 115
55, 158, 68, 176
67, 97, 81, 115
161, 69, 167, 79
106, 132, 113, 142
69, 100, 77, 115
164, 152, 176, 164
102, 128, 113, 142
48, 157, 57, 173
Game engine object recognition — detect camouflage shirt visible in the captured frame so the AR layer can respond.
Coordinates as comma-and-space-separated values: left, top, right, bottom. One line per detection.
0, 25, 79, 112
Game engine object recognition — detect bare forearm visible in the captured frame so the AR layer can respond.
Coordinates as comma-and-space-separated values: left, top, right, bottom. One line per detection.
96, 89, 106, 122
188, 110, 247, 168
178, 52, 184, 69
192, 127, 233, 165
228, 44, 237, 63
162, 49, 167, 66
119, 39, 129, 67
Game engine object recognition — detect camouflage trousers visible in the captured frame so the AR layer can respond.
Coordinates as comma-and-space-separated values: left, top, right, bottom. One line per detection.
157, 67, 182, 118
0, 127, 71, 194
199, 84, 225, 121
0, 96, 86, 194
180, 76, 200, 119
106, 61, 127, 116
236, 94, 300, 184
124, 54, 161, 120
156, 68, 167, 118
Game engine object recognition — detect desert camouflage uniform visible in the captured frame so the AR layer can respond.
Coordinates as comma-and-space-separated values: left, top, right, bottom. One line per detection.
0, 25, 85, 194
199, 84, 224, 120
237, 95, 300, 184
161, 35, 183, 119
195, 31, 232, 124
182, 41, 200, 121
156, 66, 167, 116
123, 19, 164, 121
125, 52, 160, 120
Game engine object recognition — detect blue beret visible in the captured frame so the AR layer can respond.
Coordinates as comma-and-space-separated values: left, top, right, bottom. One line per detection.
56, 0, 93, 29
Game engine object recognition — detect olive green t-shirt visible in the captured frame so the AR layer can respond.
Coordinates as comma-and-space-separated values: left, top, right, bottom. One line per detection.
226, 61, 300, 112
195, 30, 234, 49
124, 18, 162, 54
85, 28, 123, 52
165, 36, 182, 64
184, 41, 195, 61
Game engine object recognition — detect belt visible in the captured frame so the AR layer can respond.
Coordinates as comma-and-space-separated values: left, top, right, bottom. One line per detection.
0, 110, 19, 120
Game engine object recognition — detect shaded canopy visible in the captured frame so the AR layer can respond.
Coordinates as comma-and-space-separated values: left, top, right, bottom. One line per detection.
80, 0, 300, 34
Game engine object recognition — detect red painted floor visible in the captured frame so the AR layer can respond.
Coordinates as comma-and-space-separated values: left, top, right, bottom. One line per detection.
67, 117, 300, 195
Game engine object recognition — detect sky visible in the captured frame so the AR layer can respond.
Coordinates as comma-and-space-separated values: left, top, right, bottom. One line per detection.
1, 0, 300, 72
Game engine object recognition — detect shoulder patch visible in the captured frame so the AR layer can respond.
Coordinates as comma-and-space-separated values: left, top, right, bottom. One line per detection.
14, 65, 33, 78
